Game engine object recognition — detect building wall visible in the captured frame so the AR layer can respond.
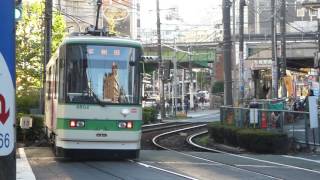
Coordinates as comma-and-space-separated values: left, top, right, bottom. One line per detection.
54, 0, 139, 38
215, 52, 224, 82
246, 0, 318, 35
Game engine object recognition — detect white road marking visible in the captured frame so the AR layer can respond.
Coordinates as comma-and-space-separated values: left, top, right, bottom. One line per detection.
189, 131, 320, 175
235, 165, 286, 168
155, 128, 282, 180
141, 161, 222, 166
17, 148, 36, 180
288, 129, 305, 132
131, 160, 199, 180
282, 155, 320, 164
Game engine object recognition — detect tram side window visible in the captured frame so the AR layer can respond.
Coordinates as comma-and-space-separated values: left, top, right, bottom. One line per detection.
47, 67, 52, 100
59, 45, 66, 102
54, 59, 58, 99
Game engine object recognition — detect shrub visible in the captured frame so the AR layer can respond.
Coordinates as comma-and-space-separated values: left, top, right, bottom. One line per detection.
223, 126, 240, 146
237, 129, 288, 153
143, 107, 158, 124
16, 114, 45, 144
207, 122, 289, 153
207, 123, 225, 143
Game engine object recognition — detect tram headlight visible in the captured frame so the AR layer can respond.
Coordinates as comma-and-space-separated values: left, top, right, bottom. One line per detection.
118, 122, 127, 128
118, 121, 133, 129
126, 121, 133, 129
76, 121, 85, 128
70, 120, 77, 128
69, 120, 85, 128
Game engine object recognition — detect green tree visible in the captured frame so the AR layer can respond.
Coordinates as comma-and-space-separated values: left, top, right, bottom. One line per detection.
16, 1, 66, 113
212, 81, 224, 94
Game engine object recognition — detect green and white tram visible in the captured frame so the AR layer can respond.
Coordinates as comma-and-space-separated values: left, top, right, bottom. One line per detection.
45, 36, 143, 158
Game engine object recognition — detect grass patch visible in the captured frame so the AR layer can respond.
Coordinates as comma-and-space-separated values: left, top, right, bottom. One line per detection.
195, 135, 209, 146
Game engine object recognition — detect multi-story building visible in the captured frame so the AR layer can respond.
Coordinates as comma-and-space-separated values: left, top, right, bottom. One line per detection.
237, 0, 320, 100
103, 62, 119, 102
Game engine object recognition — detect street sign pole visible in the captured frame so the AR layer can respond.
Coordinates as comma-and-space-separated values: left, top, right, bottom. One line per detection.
0, 1, 16, 179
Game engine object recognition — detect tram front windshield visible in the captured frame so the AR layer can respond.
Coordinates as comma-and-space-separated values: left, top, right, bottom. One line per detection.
66, 44, 140, 104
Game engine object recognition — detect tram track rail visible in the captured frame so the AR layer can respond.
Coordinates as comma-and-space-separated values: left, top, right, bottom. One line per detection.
142, 122, 194, 133
141, 122, 203, 150
151, 125, 283, 180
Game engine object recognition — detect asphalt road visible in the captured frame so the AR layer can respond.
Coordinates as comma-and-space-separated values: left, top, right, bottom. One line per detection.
23, 147, 320, 180
20, 112, 320, 180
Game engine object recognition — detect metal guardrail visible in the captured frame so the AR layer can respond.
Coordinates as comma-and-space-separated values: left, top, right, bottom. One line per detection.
220, 106, 320, 148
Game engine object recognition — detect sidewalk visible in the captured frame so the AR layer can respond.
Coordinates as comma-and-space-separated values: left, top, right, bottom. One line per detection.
163, 109, 220, 122
16, 148, 36, 180
186, 109, 220, 118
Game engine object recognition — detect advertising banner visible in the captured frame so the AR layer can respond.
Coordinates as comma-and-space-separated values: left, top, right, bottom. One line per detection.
309, 96, 319, 129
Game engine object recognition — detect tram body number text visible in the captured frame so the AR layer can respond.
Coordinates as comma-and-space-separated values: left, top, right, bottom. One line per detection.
0, 133, 10, 148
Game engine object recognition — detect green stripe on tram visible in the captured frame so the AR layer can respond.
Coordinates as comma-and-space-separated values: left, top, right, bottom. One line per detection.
57, 118, 142, 131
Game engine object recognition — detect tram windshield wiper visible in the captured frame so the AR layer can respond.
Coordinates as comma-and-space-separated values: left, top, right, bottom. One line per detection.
87, 87, 105, 107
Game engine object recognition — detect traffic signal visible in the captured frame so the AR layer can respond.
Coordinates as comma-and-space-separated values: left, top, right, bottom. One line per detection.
15, 0, 22, 22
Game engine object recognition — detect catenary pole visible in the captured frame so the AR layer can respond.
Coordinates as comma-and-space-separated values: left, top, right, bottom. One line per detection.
239, 0, 245, 105
156, 0, 165, 120
223, 0, 233, 105
42, 0, 52, 114
271, 0, 278, 98
280, 0, 287, 97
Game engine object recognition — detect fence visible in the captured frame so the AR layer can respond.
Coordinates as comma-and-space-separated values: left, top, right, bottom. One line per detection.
220, 106, 320, 148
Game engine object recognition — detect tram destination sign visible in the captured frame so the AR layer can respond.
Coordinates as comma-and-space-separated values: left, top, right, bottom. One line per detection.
0, 1, 15, 156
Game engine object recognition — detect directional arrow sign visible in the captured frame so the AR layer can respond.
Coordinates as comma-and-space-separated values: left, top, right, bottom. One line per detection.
0, 94, 10, 125
0, 0, 15, 156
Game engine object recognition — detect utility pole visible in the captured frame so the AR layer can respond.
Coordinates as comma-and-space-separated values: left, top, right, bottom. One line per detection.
182, 69, 185, 112
156, 0, 165, 120
239, 0, 245, 105
318, 18, 320, 52
223, 0, 233, 105
173, 38, 177, 116
280, 0, 287, 97
271, 0, 278, 99
42, 0, 52, 113
188, 46, 194, 110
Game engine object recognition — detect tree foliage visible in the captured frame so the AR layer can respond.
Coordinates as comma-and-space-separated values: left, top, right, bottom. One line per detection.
16, 1, 66, 112
212, 81, 224, 94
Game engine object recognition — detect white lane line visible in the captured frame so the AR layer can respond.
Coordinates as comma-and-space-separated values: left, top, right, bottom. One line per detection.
131, 160, 199, 180
17, 148, 36, 180
189, 131, 320, 175
235, 165, 286, 168
288, 129, 305, 132
282, 155, 320, 164
140, 161, 222, 166
156, 128, 281, 180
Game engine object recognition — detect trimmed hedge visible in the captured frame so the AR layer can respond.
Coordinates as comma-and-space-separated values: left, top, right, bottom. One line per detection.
143, 107, 158, 124
208, 122, 289, 153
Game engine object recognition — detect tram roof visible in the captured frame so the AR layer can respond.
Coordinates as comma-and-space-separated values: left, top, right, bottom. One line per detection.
62, 36, 143, 49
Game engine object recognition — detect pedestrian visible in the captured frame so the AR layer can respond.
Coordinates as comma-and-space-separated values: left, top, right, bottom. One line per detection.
184, 97, 189, 115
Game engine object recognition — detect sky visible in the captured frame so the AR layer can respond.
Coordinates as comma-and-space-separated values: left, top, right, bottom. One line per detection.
24, 0, 222, 31
139, 0, 222, 30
